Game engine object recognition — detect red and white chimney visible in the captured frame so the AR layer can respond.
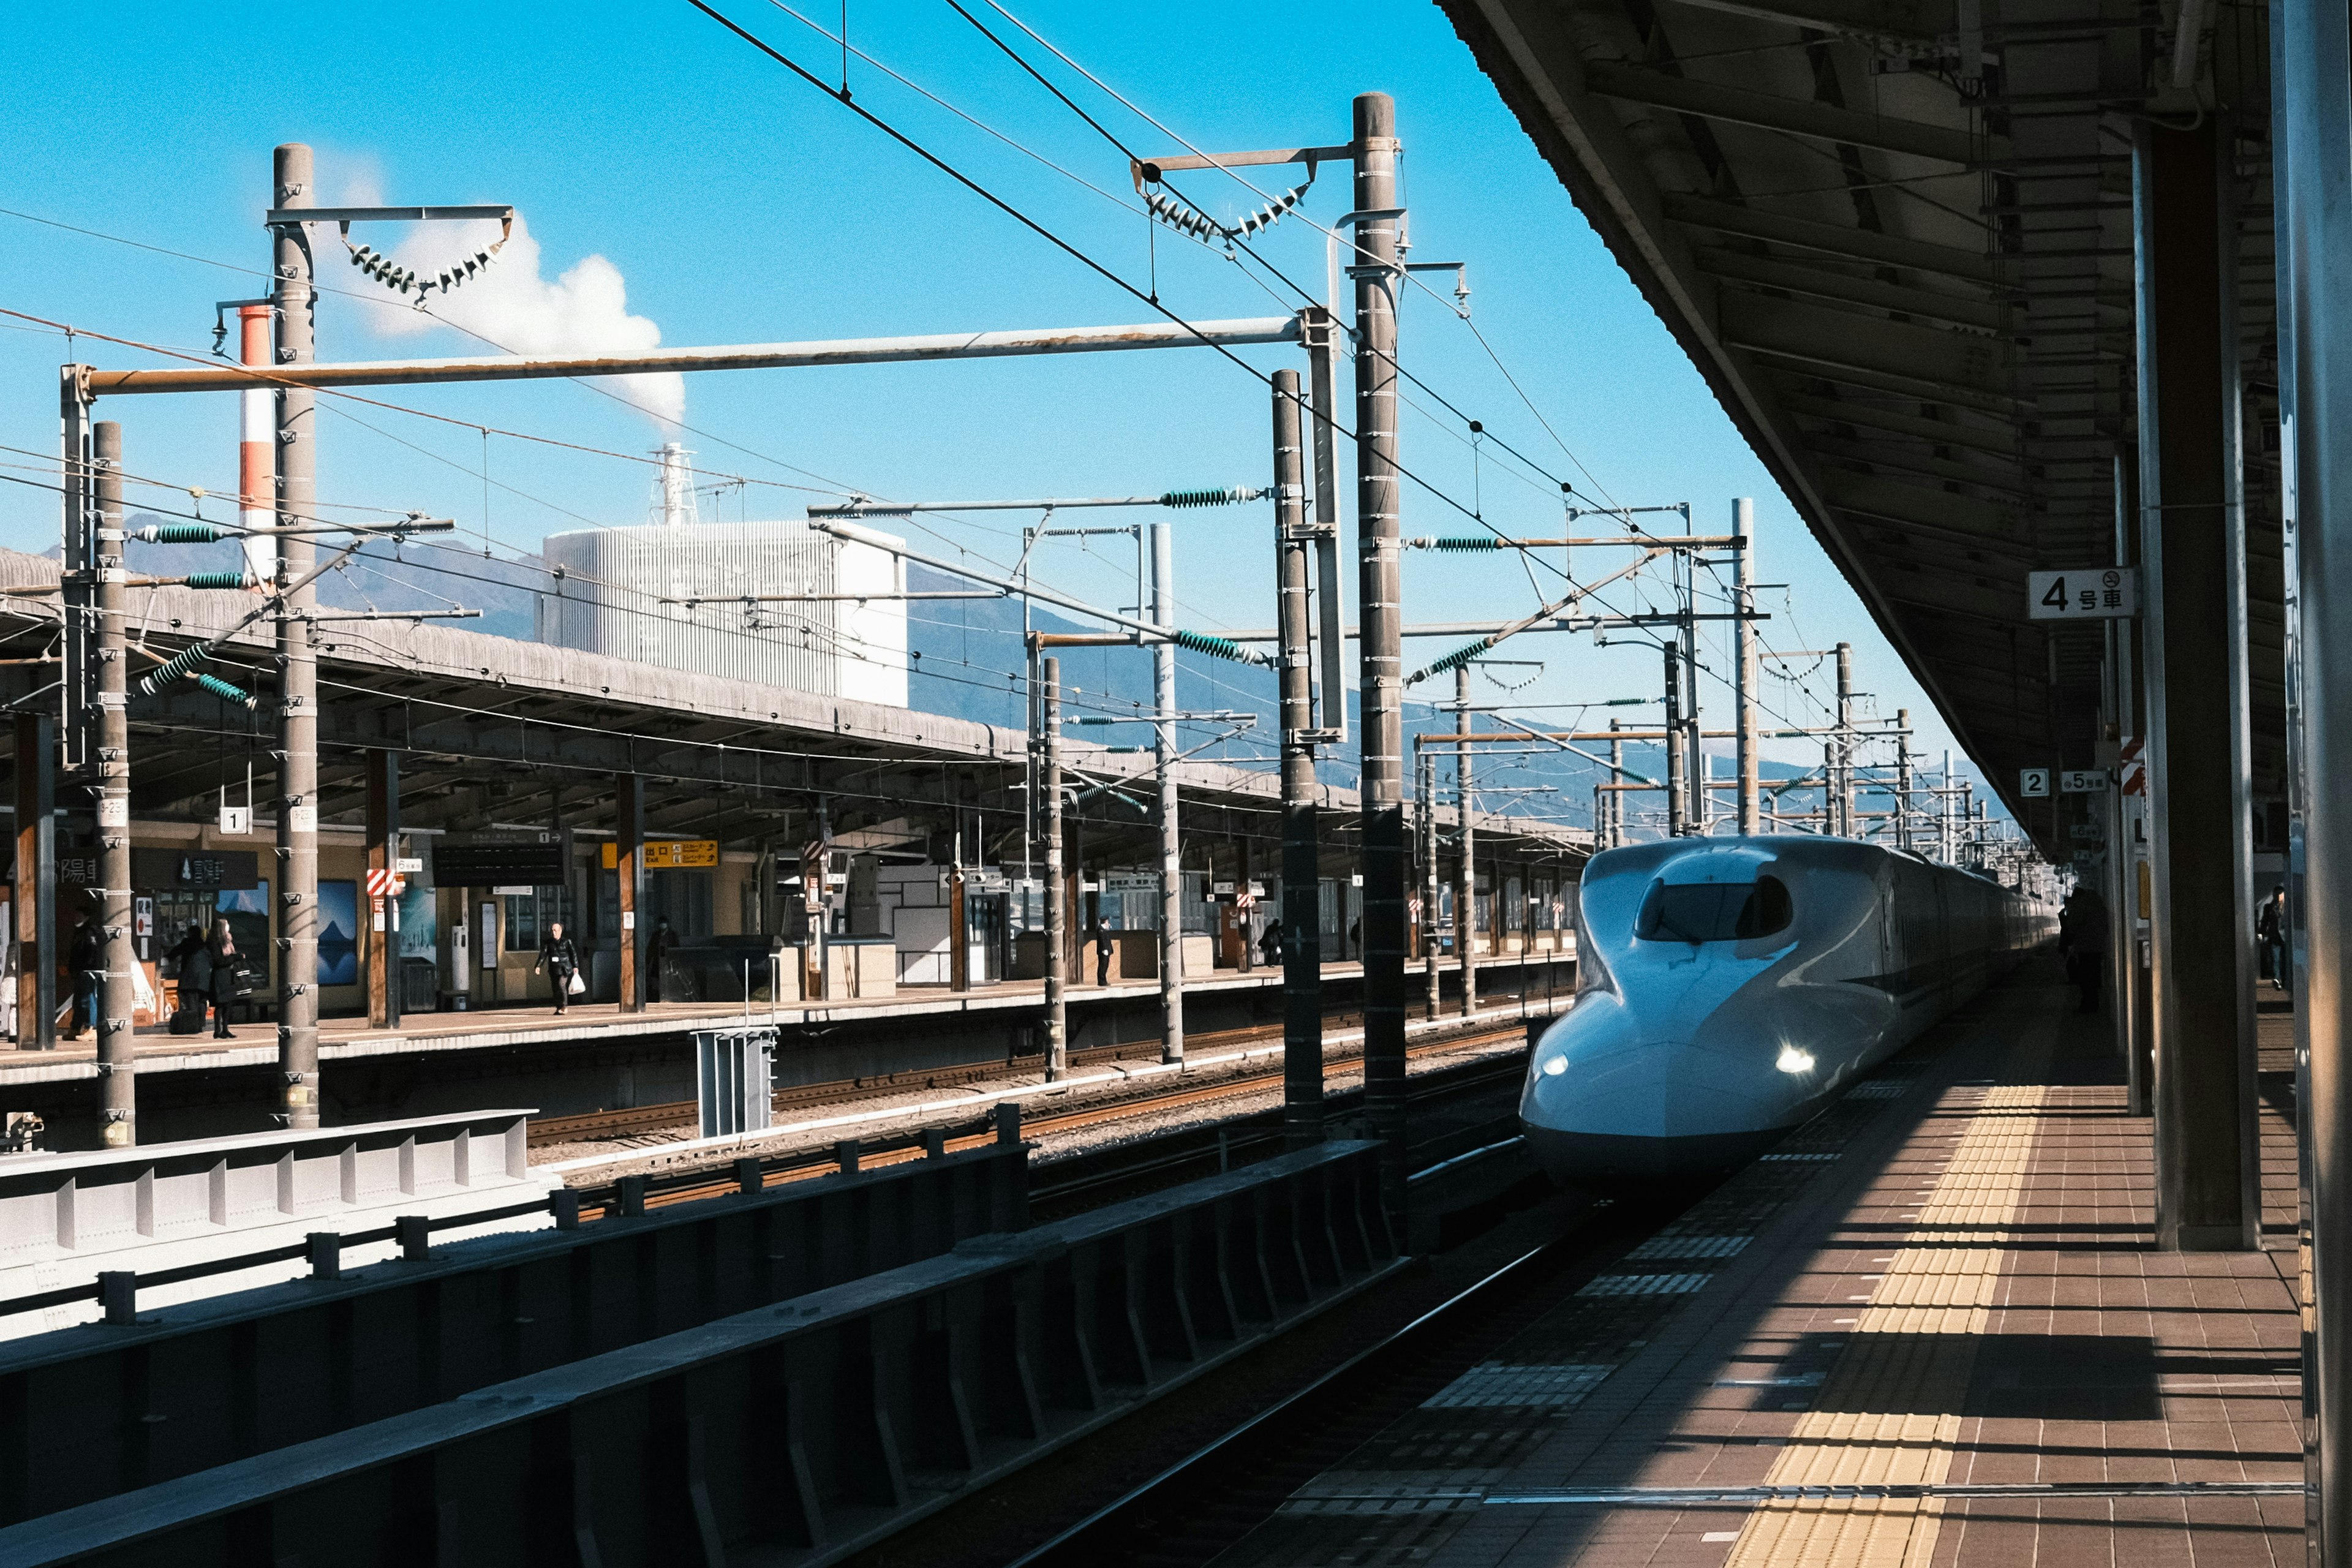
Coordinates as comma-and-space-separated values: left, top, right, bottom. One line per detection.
238, 304, 273, 586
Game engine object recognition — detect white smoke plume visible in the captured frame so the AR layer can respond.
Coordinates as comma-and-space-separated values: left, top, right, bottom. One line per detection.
349, 214, 685, 431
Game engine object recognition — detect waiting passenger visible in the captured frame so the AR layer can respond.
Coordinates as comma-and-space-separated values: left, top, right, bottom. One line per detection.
205, 918, 239, 1039
2057, 887, 2108, 1015
1259, 924, 1283, 967
2258, 884, 2288, 993
646, 918, 676, 1004
1095, 925, 1115, 986
537, 921, 582, 1016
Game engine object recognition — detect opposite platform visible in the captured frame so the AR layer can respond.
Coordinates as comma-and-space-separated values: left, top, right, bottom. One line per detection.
1220, 956, 2303, 1568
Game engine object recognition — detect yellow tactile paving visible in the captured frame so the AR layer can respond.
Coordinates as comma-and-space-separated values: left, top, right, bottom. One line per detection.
1724, 1085, 2046, 1568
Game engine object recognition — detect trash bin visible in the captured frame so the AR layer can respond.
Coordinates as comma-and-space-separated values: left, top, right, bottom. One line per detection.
400, 958, 439, 1015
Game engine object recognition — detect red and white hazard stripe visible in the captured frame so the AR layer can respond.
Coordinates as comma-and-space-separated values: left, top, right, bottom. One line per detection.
2120, 735, 2145, 797
238, 304, 273, 586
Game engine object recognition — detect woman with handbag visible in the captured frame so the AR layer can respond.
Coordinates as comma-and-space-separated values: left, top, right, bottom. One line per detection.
536, 921, 582, 1016
206, 918, 239, 1040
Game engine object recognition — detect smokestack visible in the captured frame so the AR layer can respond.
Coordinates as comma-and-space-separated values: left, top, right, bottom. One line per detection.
238, 304, 273, 583
654, 441, 698, 529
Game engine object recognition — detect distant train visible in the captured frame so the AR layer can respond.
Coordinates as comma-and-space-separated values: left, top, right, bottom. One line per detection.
1520, 836, 2054, 1183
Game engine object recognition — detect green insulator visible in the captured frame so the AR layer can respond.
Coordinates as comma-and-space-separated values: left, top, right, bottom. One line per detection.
1431, 537, 1505, 551
1421, 641, 1485, 679
1171, 628, 1251, 663
137, 522, 222, 545
1160, 486, 1250, 509
136, 641, 214, 695
183, 571, 248, 590
191, 673, 256, 709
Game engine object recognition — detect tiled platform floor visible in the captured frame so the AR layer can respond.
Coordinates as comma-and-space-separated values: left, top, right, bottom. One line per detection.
1224, 959, 2305, 1567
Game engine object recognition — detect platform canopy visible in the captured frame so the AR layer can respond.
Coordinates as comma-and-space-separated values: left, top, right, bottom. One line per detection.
1439, 0, 2283, 849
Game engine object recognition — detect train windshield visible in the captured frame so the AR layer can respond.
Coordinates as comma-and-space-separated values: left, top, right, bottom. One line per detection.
1634, 876, 1792, 943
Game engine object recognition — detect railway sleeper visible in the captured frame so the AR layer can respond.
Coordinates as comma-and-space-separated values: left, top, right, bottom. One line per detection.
0, 1140, 1404, 1568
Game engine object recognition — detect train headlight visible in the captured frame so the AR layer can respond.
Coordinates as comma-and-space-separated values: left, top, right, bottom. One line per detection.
1541, 1055, 1568, 1077
1775, 1044, 1815, 1075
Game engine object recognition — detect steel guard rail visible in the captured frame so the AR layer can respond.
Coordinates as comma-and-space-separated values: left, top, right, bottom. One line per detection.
0, 1137, 1030, 1531
1, 1140, 1398, 1568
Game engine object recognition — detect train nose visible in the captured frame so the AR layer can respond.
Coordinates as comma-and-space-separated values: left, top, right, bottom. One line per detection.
1519, 997, 1789, 1183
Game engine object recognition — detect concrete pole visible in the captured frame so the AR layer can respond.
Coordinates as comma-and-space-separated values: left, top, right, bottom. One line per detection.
1941, 749, 1955, 862
92, 422, 134, 1146
2134, 115, 2260, 1251
617, 775, 644, 1009
1456, 665, 1477, 1018
1733, 497, 1760, 835
1351, 92, 1411, 1223
1681, 564, 1706, 834
1610, 720, 1626, 848
272, 143, 321, 1130
1894, 712, 1913, 852
365, 750, 399, 1029
949, 861, 970, 994
1420, 749, 1441, 1020
14, 713, 55, 1050
1042, 657, 1066, 1079
1153, 522, 1184, 1063
1835, 643, 1855, 838
1273, 372, 1322, 1145
1664, 644, 1686, 836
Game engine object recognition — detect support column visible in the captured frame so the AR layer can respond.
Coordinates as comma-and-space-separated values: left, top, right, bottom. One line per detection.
1733, 497, 1760, 835
949, 862, 970, 994
1455, 665, 1477, 1017
1042, 657, 1066, 1078
2135, 116, 2260, 1251
366, 749, 399, 1030
1274, 371, 1321, 1146
1894, 712, 1913, 852
91, 423, 133, 1145
1420, 749, 1441, 1021
1351, 92, 1411, 1223
1834, 644, 1856, 838
1152, 522, 1183, 1063
617, 773, 644, 1012
13, 714, 55, 1050
271, 143, 321, 1131
1664, 644, 1686, 836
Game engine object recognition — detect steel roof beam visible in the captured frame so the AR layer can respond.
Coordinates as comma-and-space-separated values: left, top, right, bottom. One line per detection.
1697, 247, 2014, 333
1583, 60, 1997, 165
1776, 390, 2024, 454
1662, 191, 2010, 284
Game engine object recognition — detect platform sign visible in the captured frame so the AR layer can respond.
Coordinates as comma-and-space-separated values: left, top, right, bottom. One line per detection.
2059, 768, 2109, 794
2019, 767, 2052, 797
2027, 567, 2138, 620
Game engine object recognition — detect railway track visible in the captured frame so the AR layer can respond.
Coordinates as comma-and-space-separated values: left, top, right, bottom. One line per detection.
587, 1020, 1534, 1216
529, 1011, 1378, 1148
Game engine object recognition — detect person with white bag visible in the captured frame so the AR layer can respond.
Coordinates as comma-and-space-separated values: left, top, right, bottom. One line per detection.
535, 921, 584, 1016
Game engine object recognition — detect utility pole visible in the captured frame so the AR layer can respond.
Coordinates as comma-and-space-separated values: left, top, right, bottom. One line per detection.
1834, 643, 1855, 839
1273, 371, 1321, 1145
1610, 720, 1626, 848
1894, 710, 1913, 851
1664, 644, 1687, 836
1733, 498, 1760, 835
1679, 553, 1706, 834
1042, 656, 1066, 1079
14, 712, 55, 1052
1456, 665, 1477, 1018
1152, 522, 1183, 1065
92, 422, 134, 1146
1420, 749, 1441, 1019
1351, 92, 1411, 1223
271, 143, 322, 1130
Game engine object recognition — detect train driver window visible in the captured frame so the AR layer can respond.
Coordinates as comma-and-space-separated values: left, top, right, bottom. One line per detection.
1635, 875, 1793, 943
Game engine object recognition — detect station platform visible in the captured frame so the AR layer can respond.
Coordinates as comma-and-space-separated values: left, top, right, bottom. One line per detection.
2, 949, 1574, 1087
1224, 957, 2302, 1567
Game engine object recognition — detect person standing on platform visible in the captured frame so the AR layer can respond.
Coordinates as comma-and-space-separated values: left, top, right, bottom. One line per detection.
176, 926, 214, 1035
1259, 923, 1283, 968
646, 917, 676, 1005
206, 918, 239, 1039
1094, 924, 1115, 987
165, 924, 205, 1013
2258, 884, 2289, 993
2058, 886, 2108, 1014
62, 908, 103, 1042
536, 921, 581, 1016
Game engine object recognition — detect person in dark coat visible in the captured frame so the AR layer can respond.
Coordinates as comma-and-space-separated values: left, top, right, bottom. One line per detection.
2057, 887, 2109, 1015
177, 929, 216, 1033
537, 921, 581, 1016
165, 924, 205, 1013
2258, 884, 2289, 993
1093, 925, 1115, 986
206, 918, 239, 1039
646, 918, 675, 1004
1259, 924, 1283, 967
63, 910, 103, 1041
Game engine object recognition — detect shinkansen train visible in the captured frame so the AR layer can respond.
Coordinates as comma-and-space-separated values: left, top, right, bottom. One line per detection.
1521, 836, 2055, 1183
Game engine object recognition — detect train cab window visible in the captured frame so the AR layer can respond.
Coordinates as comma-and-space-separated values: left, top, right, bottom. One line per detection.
1635, 875, 1793, 943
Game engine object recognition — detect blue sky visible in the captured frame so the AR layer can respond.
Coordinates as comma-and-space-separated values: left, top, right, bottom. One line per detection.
0, 0, 2006, 826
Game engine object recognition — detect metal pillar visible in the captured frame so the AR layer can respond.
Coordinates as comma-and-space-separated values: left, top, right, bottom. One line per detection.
91, 422, 133, 1145
1609, 720, 1626, 848
2135, 116, 2260, 1251
617, 774, 644, 1012
1733, 497, 1760, 835
365, 750, 399, 1030
13, 713, 55, 1050
1894, 712, 1913, 852
1664, 644, 1686, 836
2114, 451, 2153, 1112
1152, 522, 1183, 1064
1834, 643, 1855, 838
1274, 371, 1322, 1146
1351, 92, 1410, 1223
1042, 657, 1066, 1079
2273, 0, 2345, 1539
1455, 666, 1477, 1017
271, 143, 321, 1130
1420, 750, 1441, 1020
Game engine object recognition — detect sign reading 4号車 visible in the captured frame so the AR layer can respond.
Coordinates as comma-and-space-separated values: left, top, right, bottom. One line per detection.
2027, 567, 2138, 620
